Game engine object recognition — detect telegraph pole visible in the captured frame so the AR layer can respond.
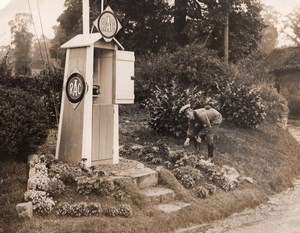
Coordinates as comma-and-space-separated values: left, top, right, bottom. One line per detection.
224, 11, 229, 65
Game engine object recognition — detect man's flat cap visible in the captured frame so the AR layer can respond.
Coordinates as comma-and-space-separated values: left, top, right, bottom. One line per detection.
179, 104, 191, 114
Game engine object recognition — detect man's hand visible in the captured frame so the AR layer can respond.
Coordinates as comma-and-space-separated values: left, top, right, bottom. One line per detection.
196, 136, 202, 143
184, 138, 190, 147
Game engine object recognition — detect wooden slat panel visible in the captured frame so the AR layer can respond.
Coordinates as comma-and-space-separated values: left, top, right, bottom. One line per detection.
92, 104, 114, 162
114, 50, 135, 104
59, 48, 86, 164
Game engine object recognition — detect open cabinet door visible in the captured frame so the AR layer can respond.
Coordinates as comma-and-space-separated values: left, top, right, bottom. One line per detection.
114, 50, 135, 104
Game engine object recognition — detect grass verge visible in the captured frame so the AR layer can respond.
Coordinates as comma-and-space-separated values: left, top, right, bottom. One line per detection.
1, 114, 300, 233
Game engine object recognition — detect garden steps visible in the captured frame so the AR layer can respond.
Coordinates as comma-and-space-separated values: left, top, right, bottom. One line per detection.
111, 164, 191, 213
154, 201, 192, 213
139, 186, 175, 204
112, 167, 158, 189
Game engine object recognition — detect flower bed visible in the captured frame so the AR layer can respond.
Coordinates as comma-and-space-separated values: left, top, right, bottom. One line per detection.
23, 154, 134, 218
120, 142, 244, 198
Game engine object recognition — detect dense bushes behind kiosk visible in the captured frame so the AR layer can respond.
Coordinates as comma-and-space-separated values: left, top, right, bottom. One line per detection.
0, 67, 63, 160
0, 86, 49, 160
135, 44, 231, 103
0, 68, 63, 126
136, 45, 287, 135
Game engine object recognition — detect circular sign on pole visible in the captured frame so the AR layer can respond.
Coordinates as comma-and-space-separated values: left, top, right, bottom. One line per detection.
66, 73, 86, 104
98, 11, 118, 39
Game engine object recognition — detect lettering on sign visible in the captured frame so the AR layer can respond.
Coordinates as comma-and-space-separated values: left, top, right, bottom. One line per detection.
98, 11, 118, 39
66, 73, 86, 104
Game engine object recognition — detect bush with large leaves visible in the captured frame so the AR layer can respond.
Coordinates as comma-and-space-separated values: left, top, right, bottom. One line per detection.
0, 68, 63, 127
142, 44, 269, 136
0, 86, 50, 160
144, 81, 211, 138
220, 82, 266, 128
136, 44, 231, 103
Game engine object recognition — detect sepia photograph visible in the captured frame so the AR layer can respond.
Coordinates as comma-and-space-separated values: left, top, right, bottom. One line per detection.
1, 0, 300, 232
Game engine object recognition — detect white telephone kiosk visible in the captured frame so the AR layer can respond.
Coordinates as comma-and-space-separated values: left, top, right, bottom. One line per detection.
55, 6, 135, 166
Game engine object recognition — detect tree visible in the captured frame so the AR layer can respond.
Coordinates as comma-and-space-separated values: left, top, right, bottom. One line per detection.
51, 0, 265, 64
285, 7, 300, 45
32, 35, 52, 70
0, 47, 13, 78
258, 5, 279, 54
198, 0, 265, 62
9, 13, 33, 76
50, 0, 172, 66
173, 0, 188, 46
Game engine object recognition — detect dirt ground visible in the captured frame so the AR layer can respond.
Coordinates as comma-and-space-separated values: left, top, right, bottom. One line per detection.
202, 179, 300, 233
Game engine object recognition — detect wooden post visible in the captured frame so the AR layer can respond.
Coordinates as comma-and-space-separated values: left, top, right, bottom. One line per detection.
101, 0, 104, 13
224, 11, 229, 65
83, 0, 89, 35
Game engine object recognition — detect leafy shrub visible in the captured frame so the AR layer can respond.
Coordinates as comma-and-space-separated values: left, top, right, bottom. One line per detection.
49, 163, 84, 184
0, 87, 49, 160
113, 190, 125, 201
195, 186, 209, 198
72, 202, 91, 217
136, 44, 231, 103
40, 154, 56, 167
152, 157, 162, 164
258, 84, 289, 123
47, 176, 65, 197
33, 157, 65, 196
164, 161, 173, 169
173, 166, 203, 189
30, 190, 55, 215
232, 52, 274, 86
214, 176, 238, 192
94, 178, 115, 196
117, 204, 132, 218
105, 206, 119, 217
220, 82, 266, 128
195, 184, 216, 198
0, 67, 63, 127
207, 184, 217, 195
76, 176, 115, 196
135, 51, 176, 103
105, 204, 132, 218
166, 150, 185, 163
144, 81, 211, 137
56, 202, 71, 216
56, 202, 102, 217
0, 49, 12, 78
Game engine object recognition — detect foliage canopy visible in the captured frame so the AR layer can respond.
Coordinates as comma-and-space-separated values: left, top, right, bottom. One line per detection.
50, 0, 265, 65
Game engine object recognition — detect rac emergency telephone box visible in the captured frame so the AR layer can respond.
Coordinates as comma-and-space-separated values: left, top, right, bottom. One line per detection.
55, 33, 135, 166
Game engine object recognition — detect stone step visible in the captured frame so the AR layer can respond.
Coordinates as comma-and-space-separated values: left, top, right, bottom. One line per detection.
155, 201, 191, 214
139, 186, 175, 204
113, 167, 158, 189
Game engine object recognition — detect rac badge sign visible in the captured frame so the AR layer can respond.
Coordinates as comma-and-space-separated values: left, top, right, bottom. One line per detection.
94, 6, 122, 42
66, 73, 86, 105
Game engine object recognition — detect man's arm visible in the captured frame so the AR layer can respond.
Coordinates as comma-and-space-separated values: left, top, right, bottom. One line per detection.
184, 120, 195, 146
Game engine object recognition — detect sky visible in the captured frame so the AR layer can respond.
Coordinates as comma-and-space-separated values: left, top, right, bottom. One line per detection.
0, 0, 65, 46
261, 0, 300, 15
0, 0, 300, 47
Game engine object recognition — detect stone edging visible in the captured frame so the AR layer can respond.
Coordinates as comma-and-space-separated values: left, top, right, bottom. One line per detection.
15, 154, 40, 220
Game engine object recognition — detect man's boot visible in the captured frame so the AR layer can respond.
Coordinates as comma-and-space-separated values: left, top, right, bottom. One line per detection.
208, 144, 214, 158
194, 140, 200, 152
